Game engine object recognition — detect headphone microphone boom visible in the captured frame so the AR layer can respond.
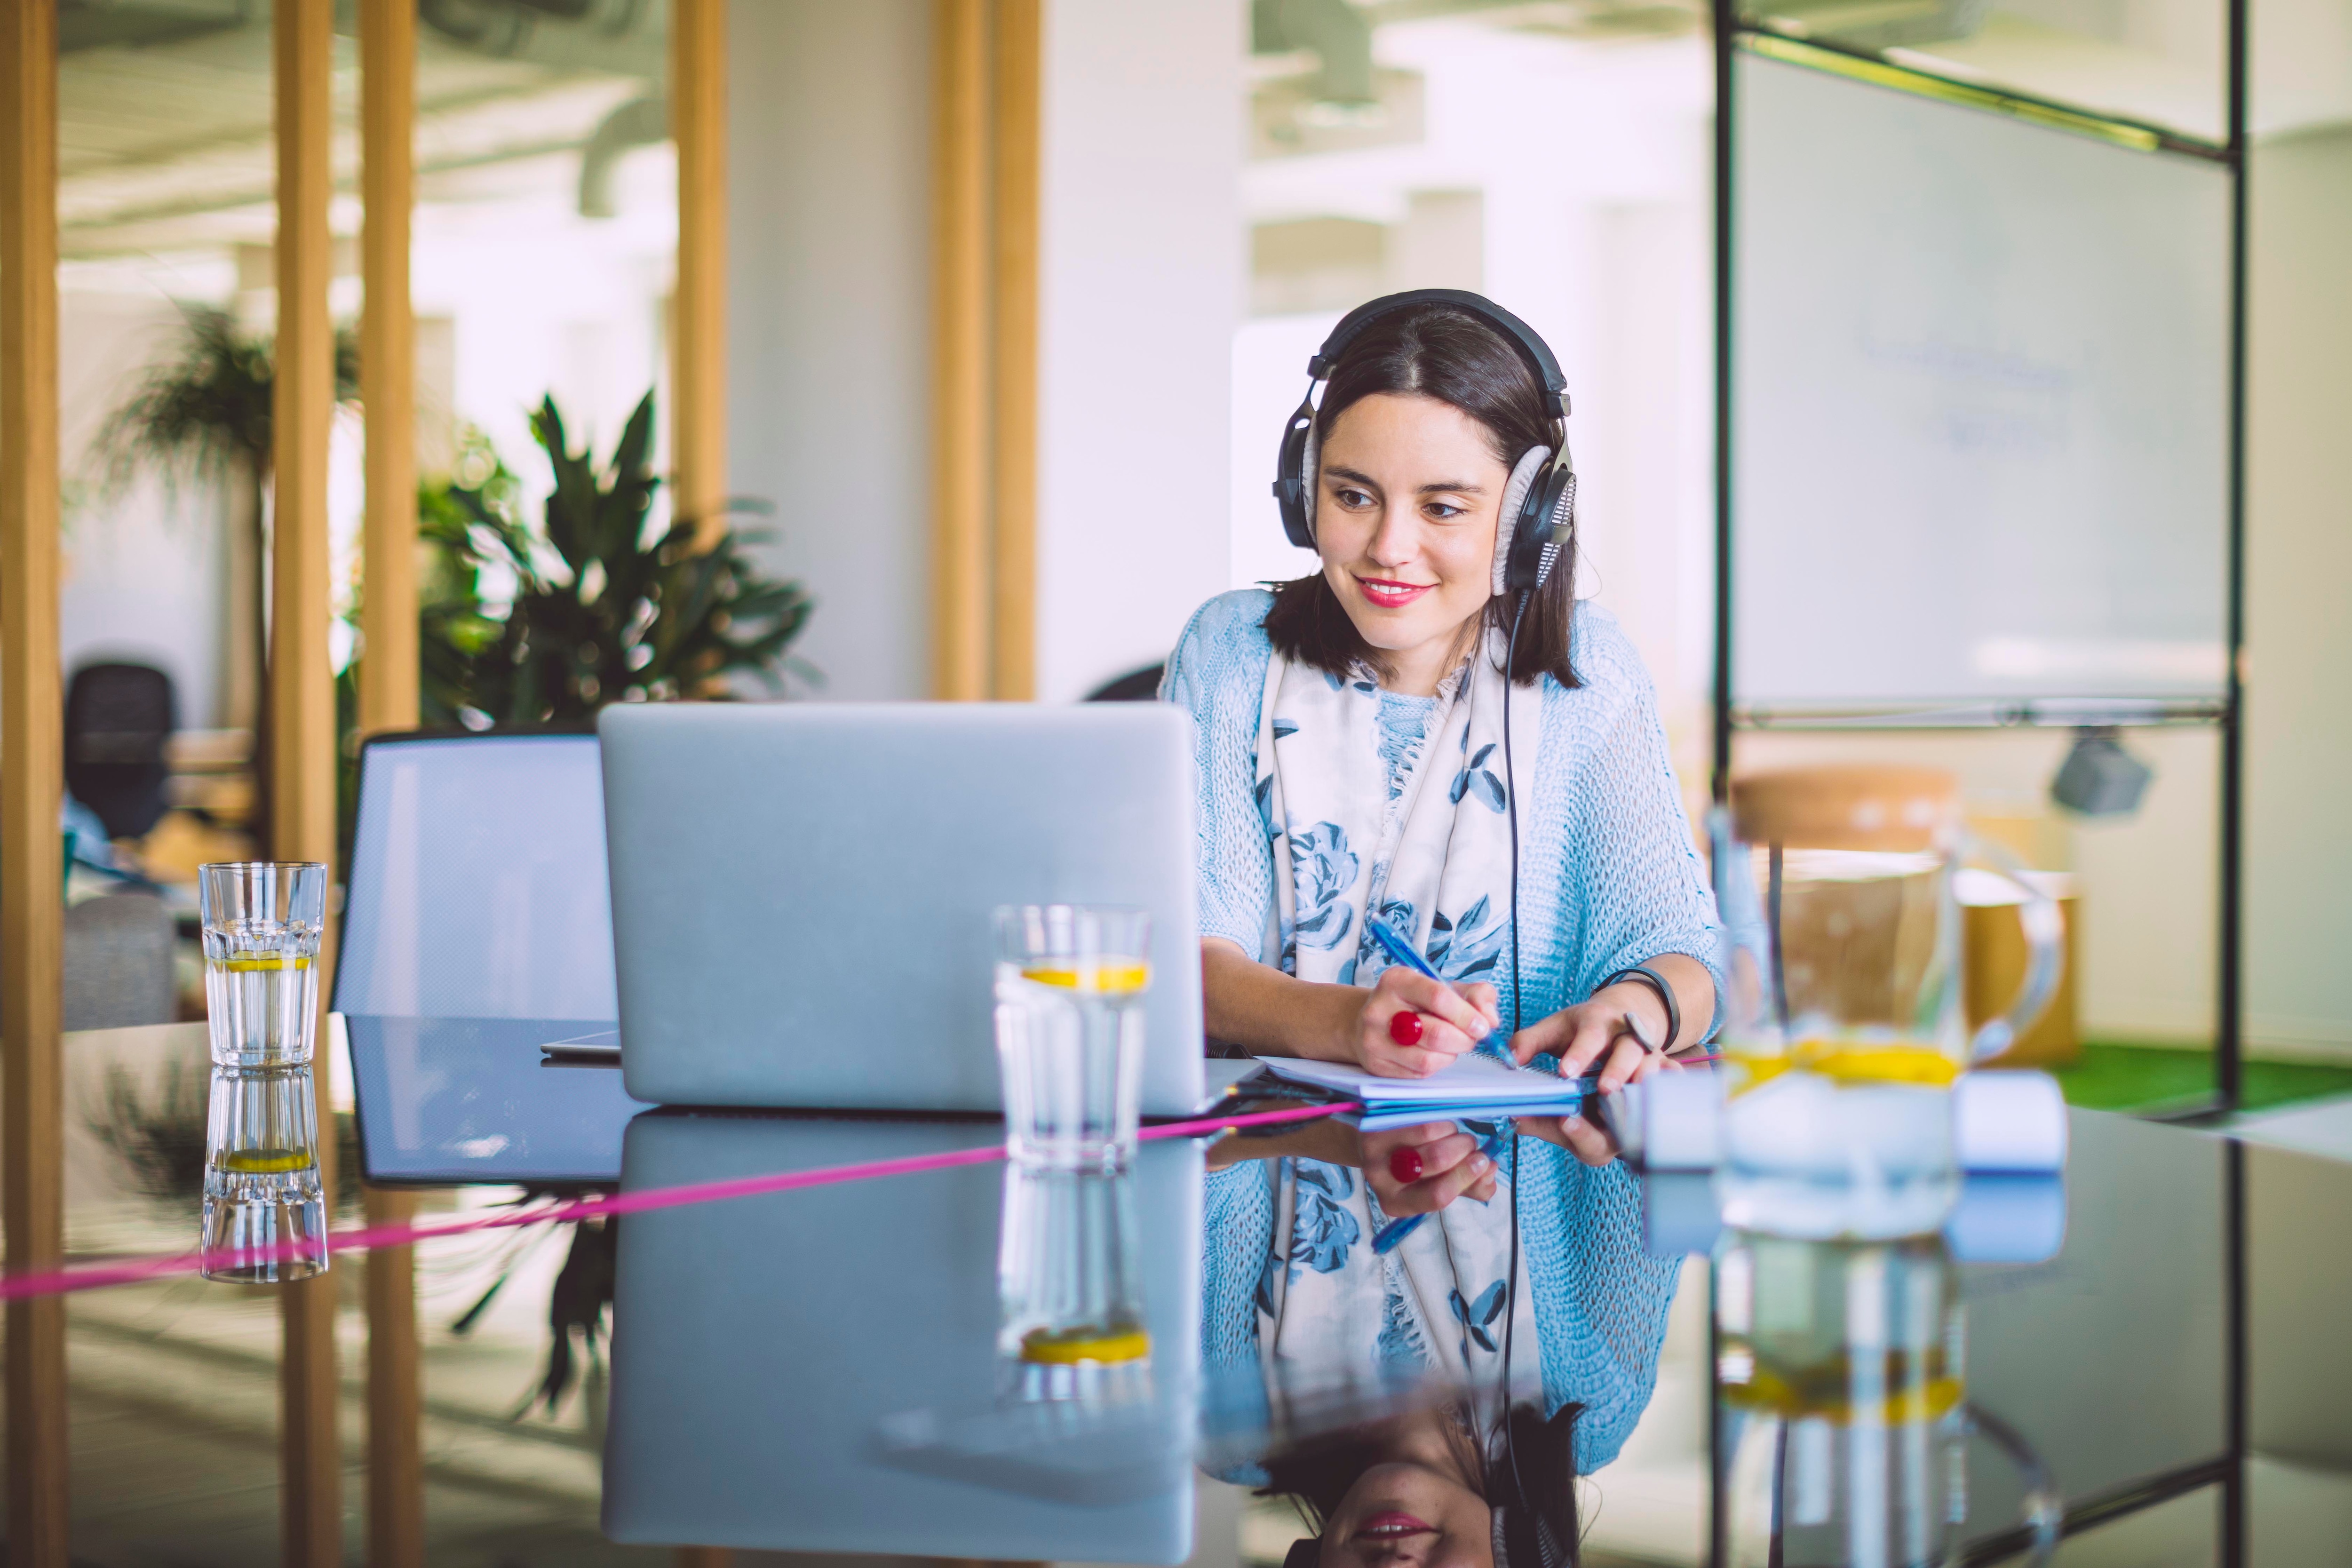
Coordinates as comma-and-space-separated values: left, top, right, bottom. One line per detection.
1270, 288, 1579, 596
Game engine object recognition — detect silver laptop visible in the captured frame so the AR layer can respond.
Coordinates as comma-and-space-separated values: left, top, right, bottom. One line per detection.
336, 731, 647, 1184
598, 702, 1204, 1114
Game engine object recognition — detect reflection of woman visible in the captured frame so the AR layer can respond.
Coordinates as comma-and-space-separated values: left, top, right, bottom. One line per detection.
1170, 295, 1719, 1476
1254, 1400, 1585, 1568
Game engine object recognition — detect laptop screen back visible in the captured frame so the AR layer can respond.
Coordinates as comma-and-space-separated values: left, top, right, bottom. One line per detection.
336, 732, 617, 1021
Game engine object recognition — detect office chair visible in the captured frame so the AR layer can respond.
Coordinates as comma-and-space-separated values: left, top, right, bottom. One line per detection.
65, 661, 177, 840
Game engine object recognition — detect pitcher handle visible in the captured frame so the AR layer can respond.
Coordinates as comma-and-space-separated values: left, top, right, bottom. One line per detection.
1964, 835, 2065, 1065
1945, 1402, 2063, 1567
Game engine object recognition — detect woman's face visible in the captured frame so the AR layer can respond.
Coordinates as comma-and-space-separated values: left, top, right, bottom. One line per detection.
1319, 1459, 1493, 1568
1315, 392, 1511, 691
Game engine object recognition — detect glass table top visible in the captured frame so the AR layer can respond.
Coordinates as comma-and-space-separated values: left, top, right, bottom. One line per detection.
318, 1027, 2284, 1566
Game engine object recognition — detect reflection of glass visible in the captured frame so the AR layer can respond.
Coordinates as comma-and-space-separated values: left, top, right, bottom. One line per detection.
993, 905, 1151, 1169
1719, 1231, 1966, 1567
199, 862, 326, 1067
1715, 1228, 2058, 1567
201, 1067, 328, 1282
1710, 775, 2061, 1239
997, 1164, 1150, 1405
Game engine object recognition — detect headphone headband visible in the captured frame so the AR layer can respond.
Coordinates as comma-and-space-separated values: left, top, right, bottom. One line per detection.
1306, 288, 1569, 421
1272, 288, 1575, 592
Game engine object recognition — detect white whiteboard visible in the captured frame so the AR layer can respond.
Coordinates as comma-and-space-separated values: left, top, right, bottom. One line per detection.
1732, 52, 2232, 709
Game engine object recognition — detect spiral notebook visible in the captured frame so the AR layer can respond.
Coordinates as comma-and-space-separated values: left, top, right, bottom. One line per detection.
1255, 1051, 1592, 1108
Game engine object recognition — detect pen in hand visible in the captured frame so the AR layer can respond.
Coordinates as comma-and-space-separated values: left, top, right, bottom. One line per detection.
1363, 915, 1521, 1072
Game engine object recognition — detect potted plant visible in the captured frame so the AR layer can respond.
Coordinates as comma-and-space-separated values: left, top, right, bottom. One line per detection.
94, 304, 360, 846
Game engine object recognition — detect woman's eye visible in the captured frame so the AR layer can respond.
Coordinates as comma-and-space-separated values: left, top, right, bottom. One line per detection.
1424, 501, 1465, 521
1333, 487, 1374, 509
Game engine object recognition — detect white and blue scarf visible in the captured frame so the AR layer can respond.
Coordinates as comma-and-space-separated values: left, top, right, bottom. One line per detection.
1250, 626, 1548, 1401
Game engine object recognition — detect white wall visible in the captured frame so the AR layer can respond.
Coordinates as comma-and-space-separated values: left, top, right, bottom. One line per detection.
1033, 0, 1243, 701
726, 0, 933, 701
1233, 24, 1717, 759
58, 290, 229, 729
2245, 123, 2352, 1059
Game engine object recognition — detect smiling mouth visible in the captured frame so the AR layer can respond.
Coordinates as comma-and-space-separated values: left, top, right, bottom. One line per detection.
1354, 576, 1434, 609
1355, 1512, 1439, 1540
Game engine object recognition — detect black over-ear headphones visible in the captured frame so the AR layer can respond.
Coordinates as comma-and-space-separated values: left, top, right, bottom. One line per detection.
1271, 288, 1578, 596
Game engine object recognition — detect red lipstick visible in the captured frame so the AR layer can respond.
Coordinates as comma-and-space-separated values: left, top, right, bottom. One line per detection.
1355, 576, 1433, 610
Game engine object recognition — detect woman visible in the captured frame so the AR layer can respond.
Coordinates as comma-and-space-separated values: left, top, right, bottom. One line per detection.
1170, 294, 1722, 1483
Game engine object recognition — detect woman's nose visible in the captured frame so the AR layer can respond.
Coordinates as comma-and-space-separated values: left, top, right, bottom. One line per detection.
1367, 504, 1418, 567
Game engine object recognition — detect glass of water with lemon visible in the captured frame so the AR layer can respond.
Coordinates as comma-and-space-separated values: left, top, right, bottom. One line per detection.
993, 905, 1151, 1169
200, 862, 327, 1068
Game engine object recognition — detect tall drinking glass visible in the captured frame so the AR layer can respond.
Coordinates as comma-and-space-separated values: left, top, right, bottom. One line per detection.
200, 862, 327, 1067
201, 1067, 329, 1282
993, 905, 1151, 1169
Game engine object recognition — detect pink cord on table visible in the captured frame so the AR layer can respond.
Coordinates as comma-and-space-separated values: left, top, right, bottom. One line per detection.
0, 1098, 1347, 1304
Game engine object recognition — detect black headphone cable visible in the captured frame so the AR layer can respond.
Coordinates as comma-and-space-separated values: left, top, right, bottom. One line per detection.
1499, 587, 1538, 1559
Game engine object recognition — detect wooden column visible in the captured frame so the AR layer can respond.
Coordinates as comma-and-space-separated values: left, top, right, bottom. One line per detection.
932, 0, 992, 700
673, 0, 728, 546
986, 0, 1040, 702
928, 0, 1041, 702
0, 1, 71, 1562
357, 1, 422, 1564
671, 4, 730, 1562
275, 1, 344, 1563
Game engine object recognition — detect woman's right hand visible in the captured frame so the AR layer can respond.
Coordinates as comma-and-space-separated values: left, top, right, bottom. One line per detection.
1364, 1121, 1499, 1213
1345, 965, 1502, 1078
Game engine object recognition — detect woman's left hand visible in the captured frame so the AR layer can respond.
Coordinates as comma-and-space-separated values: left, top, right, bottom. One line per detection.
1508, 984, 1680, 1092
1506, 982, 1688, 1168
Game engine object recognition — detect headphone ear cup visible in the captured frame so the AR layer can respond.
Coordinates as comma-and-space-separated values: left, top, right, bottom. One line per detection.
1300, 419, 1320, 546
1494, 446, 1552, 597
1283, 1538, 1320, 1568
1515, 464, 1577, 593
1274, 399, 1319, 551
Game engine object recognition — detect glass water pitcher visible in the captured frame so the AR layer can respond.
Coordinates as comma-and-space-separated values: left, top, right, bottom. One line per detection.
1709, 768, 2063, 1239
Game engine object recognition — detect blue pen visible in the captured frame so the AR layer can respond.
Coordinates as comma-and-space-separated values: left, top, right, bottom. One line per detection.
1371, 1127, 1515, 1255
1363, 915, 1520, 1070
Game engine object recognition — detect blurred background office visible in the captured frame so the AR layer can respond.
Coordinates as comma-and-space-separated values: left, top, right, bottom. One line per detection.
16, 0, 2352, 1563
50, 0, 2352, 1107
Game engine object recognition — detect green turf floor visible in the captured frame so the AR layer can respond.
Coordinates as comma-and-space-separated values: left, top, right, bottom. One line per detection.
2050, 1040, 2352, 1114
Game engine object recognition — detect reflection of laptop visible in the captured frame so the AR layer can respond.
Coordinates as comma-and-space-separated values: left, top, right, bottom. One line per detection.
602, 1112, 1200, 1560
598, 703, 1204, 1114
337, 732, 641, 1183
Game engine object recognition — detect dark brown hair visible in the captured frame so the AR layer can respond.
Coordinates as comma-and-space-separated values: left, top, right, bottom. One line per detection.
1262, 302, 1579, 689
1255, 1401, 1585, 1565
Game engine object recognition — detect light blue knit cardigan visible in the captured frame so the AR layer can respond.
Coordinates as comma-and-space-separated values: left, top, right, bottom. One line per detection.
1163, 588, 1723, 1471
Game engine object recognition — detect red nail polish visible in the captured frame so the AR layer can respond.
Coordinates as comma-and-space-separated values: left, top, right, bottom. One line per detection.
1388, 1146, 1425, 1184
1388, 1010, 1423, 1047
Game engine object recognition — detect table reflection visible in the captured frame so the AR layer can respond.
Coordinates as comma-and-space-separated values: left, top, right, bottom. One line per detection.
318, 1041, 2242, 1567
1202, 1106, 1680, 1568
199, 1063, 328, 1281
1714, 1229, 2062, 1568
601, 1112, 1201, 1562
